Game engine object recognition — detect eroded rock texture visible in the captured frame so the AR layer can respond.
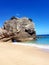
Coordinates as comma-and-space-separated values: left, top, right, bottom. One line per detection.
0, 16, 36, 42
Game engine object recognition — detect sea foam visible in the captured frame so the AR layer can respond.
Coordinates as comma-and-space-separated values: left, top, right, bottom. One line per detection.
13, 42, 49, 50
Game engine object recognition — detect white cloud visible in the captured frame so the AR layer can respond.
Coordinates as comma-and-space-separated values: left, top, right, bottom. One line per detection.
16, 13, 20, 17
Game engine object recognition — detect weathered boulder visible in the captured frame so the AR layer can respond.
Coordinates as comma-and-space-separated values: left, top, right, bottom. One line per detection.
0, 16, 36, 42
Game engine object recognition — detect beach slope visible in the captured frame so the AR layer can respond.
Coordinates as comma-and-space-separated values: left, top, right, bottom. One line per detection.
0, 42, 49, 65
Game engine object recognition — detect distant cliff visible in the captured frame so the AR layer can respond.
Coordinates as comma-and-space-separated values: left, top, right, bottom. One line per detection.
0, 16, 36, 42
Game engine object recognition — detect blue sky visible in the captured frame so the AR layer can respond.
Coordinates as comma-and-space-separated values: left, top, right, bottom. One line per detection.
0, 0, 49, 35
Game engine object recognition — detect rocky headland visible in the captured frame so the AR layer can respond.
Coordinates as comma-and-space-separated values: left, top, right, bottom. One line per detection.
0, 16, 36, 42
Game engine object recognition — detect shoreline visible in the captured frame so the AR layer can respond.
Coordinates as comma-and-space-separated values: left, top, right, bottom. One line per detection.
13, 42, 49, 50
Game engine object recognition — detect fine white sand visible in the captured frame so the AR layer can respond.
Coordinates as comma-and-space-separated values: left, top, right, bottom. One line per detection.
0, 42, 49, 65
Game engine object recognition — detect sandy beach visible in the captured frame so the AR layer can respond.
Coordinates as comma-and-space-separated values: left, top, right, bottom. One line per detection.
0, 42, 49, 65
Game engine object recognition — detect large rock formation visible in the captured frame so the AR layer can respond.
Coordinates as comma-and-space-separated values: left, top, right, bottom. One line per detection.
0, 16, 36, 42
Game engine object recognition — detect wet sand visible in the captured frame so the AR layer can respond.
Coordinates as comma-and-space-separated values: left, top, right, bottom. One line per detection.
0, 42, 49, 65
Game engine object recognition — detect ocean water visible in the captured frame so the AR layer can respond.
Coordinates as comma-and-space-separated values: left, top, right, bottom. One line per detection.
28, 35, 49, 45
13, 35, 49, 50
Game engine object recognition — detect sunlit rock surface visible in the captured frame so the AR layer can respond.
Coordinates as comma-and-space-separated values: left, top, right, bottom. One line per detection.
0, 16, 36, 42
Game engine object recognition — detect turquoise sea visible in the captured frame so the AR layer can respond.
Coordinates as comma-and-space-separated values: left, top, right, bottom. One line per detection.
28, 35, 49, 45
14, 35, 49, 51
